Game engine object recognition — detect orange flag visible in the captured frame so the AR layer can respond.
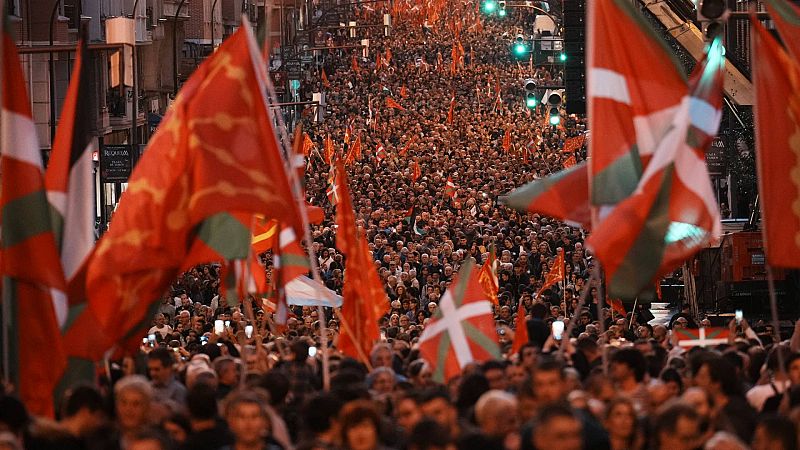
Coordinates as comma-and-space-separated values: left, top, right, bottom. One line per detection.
321, 68, 331, 88
399, 135, 418, 156
562, 154, 577, 169
352, 54, 360, 73
386, 96, 406, 111
335, 162, 389, 363
400, 85, 409, 98
386, 47, 392, 65
86, 24, 303, 353
511, 309, 530, 354
302, 133, 314, 156
345, 133, 362, 165
536, 249, 566, 298
324, 135, 335, 164
502, 127, 512, 152
447, 96, 455, 125
411, 160, 421, 182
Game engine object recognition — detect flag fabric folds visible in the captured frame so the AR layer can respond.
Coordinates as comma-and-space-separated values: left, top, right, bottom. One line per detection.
334, 162, 389, 363
536, 249, 565, 297
752, 18, 800, 268
501, 162, 592, 229
562, 154, 577, 169
1, 29, 68, 417
386, 97, 406, 111
563, 134, 586, 153
324, 135, 335, 164
587, 0, 687, 207
419, 259, 501, 383
763, 0, 800, 60
86, 23, 303, 353
411, 160, 421, 183
502, 127, 512, 152
445, 176, 457, 199
586, 37, 724, 299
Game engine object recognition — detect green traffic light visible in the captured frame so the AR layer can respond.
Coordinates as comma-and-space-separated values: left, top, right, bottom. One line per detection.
483, 0, 497, 13
513, 43, 528, 56
498, 8, 507, 17
559, 53, 567, 62
526, 97, 537, 108
549, 114, 560, 125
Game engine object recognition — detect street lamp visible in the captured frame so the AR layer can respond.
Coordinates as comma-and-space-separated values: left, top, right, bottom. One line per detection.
173, 0, 189, 97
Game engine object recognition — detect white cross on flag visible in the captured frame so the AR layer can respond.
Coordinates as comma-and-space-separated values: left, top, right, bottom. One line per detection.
419, 259, 501, 382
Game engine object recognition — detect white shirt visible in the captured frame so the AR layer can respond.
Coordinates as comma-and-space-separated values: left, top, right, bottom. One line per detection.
747, 380, 790, 412
148, 324, 173, 339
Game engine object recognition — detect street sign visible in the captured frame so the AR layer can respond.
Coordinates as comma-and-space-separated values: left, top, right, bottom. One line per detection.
101, 145, 132, 182
283, 59, 302, 79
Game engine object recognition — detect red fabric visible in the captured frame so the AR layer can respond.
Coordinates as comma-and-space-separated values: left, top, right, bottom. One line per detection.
87, 25, 302, 353
753, 19, 800, 268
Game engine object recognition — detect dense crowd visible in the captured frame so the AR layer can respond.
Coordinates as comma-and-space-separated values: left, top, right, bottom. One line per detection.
4, 2, 800, 450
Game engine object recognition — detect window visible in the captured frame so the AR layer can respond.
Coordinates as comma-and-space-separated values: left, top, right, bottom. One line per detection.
6, 0, 20, 17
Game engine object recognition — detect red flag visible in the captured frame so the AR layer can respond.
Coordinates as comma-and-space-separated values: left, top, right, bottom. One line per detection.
418, 259, 501, 382
411, 160, 421, 183
502, 127, 512, 152
536, 249, 565, 297
87, 24, 303, 349
386, 96, 406, 111
321, 68, 331, 88
587, 37, 724, 299
764, 0, 800, 60
400, 85, 409, 98
335, 162, 389, 362
345, 132, 362, 165
302, 132, 314, 157
445, 176, 457, 199
503, 164, 593, 229
1, 27, 68, 417
447, 96, 455, 125
609, 298, 626, 317
270, 224, 311, 324
752, 18, 800, 267
327, 165, 341, 206
563, 134, 586, 153
324, 135, 335, 164
46, 37, 116, 381
399, 135, 418, 156
385, 47, 392, 64
376, 144, 387, 162
588, 0, 687, 207
511, 308, 530, 354
562, 154, 577, 169
352, 54, 360, 73
675, 327, 730, 348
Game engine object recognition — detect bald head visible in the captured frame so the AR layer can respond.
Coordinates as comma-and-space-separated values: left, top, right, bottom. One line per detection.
474, 390, 519, 438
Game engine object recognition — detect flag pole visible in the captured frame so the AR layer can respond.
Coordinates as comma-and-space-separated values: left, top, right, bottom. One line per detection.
255, 19, 331, 391
559, 267, 597, 356
629, 297, 638, 330
0, 1, 8, 386
594, 263, 608, 374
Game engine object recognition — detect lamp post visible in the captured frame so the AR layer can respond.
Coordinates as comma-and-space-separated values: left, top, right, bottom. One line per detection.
173, 0, 188, 97
211, 0, 220, 50
49, 0, 61, 142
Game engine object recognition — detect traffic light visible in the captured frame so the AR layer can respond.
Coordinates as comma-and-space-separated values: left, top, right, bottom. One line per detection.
559, 52, 567, 62
549, 108, 560, 125
512, 35, 528, 58
524, 79, 538, 108
548, 91, 562, 125
482, 0, 498, 14
498, 7, 507, 17
697, 0, 729, 40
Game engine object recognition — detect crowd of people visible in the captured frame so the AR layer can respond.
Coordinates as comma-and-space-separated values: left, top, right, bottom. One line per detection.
4, 1, 800, 450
